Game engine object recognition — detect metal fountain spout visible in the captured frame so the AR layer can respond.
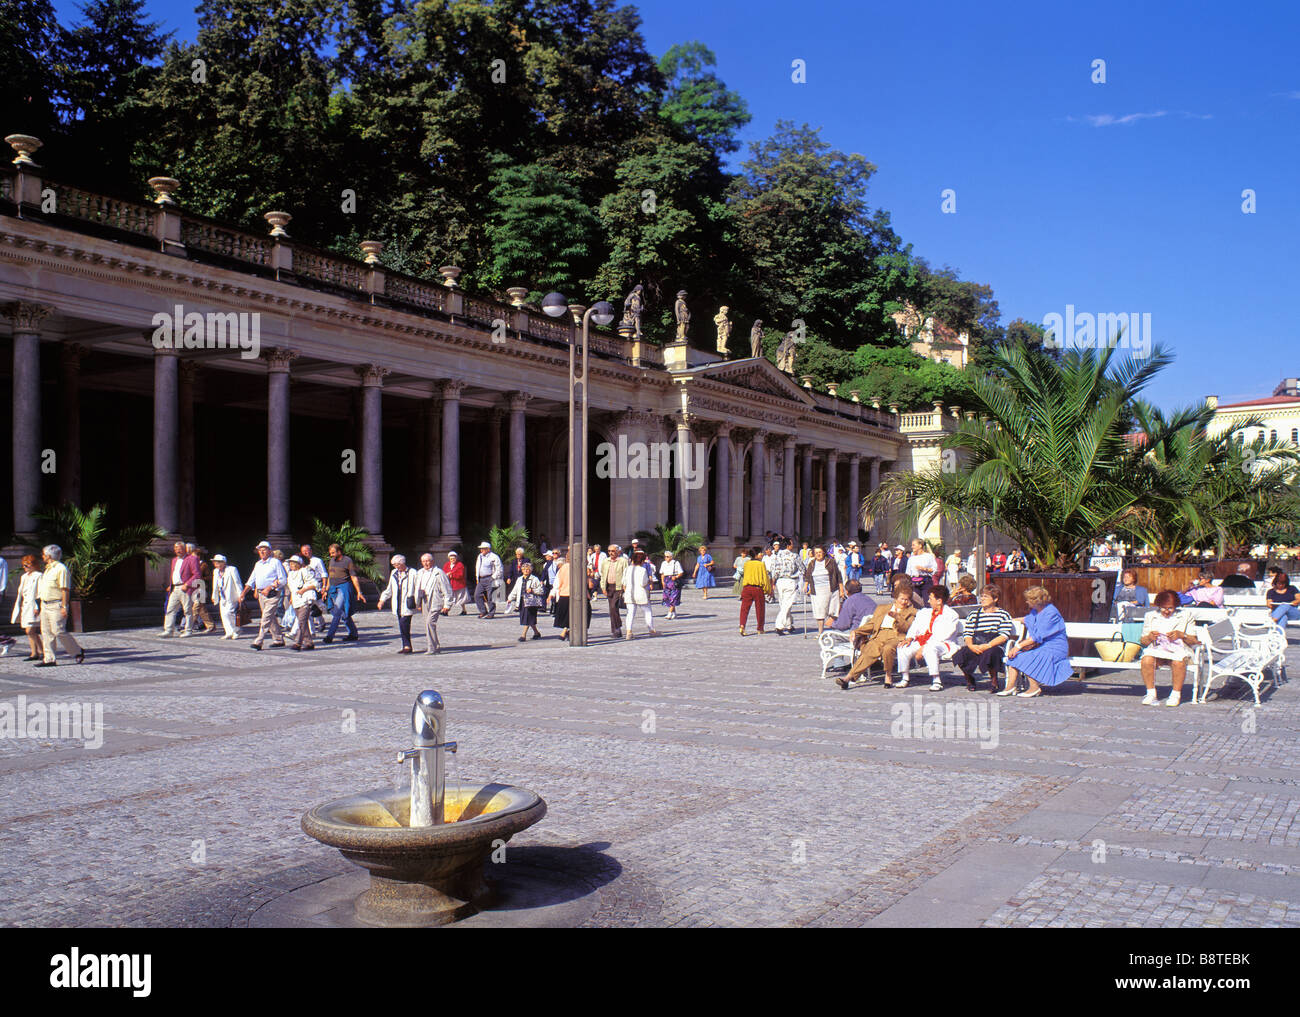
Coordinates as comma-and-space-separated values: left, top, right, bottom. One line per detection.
397, 689, 458, 826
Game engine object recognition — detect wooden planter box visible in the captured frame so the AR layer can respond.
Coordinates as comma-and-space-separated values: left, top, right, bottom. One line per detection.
1207, 558, 1267, 581
991, 571, 1116, 623
1124, 563, 1202, 595
69, 599, 111, 633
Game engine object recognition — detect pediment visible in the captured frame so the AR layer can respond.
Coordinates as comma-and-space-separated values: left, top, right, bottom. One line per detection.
679, 357, 813, 404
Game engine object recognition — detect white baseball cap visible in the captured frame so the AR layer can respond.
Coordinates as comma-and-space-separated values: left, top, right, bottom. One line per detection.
478, 541, 491, 549
256, 540, 271, 549
211, 554, 227, 562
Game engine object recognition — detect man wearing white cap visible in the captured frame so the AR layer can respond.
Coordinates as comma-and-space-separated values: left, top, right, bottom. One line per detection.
241, 541, 288, 649
210, 554, 243, 639
474, 541, 503, 618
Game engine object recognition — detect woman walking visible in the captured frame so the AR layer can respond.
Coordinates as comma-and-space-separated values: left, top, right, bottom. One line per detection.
443, 550, 468, 615
508, 559, 545, 641
693, 544, 716, 600
738, 547, 773, 636
659, 550, 684, 619
10, 555, 42, 661
376, 554, 417, 654
624, 550, 658, 639
803, 545, 844, 634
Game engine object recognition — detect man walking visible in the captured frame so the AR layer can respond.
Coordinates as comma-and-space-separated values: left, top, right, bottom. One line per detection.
602, 543, 627, 639
299, 543, 327, 638
160, 540, 200, 638
36, 545, 84, 667
242, 540, 288, 650
182, 542, 204, 634
322, 543, 365, 643
771, 538, 803, 634
211, 554, 243, 639
474, 542, 503, 618
415, 553, 451, 654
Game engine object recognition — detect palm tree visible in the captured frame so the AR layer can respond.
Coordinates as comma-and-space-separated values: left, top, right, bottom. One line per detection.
1117, 403, 1300, 560
633, 523, 704, 559
31, 503, 165, 600
310, 518, 384, 583
488, 522, 539, 565
865, 339, 1201, 569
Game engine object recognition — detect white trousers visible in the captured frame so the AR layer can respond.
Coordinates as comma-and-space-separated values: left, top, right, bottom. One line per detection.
774, 578, 799, 630
219, 601, 238, 637
898, 641, 942, 677
40, 605, 82, 663
164, 588, 191, 633
624, 603, 654, 634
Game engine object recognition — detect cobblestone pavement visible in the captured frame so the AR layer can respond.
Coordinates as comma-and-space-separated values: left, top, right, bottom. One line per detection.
1, 590, 1298, 927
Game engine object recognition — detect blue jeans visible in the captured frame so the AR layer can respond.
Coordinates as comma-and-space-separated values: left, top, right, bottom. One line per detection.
1270, 603, 1300, 631
326, 587, 358, 639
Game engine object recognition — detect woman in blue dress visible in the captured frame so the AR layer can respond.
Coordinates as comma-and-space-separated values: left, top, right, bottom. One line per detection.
692, 544, 716, 600
1000, 586, 1072, 698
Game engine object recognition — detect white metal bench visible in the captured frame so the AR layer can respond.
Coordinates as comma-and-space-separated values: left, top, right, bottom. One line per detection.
819, 619, 969, 680
1066, 618, 1204, 692
1195, 626, 1286, 706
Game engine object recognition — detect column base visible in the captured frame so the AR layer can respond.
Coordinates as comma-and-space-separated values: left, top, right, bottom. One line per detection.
428, 535, 462, 559
362, 532, 395, 564
265, 533, 295, 553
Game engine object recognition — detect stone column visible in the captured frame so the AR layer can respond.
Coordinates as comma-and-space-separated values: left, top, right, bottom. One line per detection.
749, 431, 767, 541
713, 423, 731, 538
5, 302, 49, 542
58, 343, 87, 509
266, 349, 296, 545
357, 364, 391, 554
439, 380, 464, 546
782, 437, 796, 537
799, 444, 814, 539
826, 452, 841, 540
507, 391, 531, 527
424, 394, 441, 546
847, 452, 861, 541
487, 409, 503, 528
153, 346, 179, 536
675, 411, 695, 535
177, 359, 198, 537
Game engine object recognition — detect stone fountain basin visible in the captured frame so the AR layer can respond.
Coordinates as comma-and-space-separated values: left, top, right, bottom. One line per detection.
301, 782, 547, 926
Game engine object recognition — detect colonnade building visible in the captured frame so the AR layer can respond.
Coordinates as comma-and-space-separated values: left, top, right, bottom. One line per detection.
0, 140, 967, 590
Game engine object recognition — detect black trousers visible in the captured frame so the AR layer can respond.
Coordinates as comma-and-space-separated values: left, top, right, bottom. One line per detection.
397, 613, 413, 650
951, 644, 1005, 681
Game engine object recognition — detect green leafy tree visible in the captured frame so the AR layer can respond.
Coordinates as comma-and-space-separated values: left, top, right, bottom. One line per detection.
57, 0, 170, 198
482, 158, 601, 294
657, 41, 749, 154
633, 523, 704, 559
31, 503, 165, 599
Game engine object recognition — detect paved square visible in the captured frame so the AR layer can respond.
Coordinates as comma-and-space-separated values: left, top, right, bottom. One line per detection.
2, 591, 1298, 927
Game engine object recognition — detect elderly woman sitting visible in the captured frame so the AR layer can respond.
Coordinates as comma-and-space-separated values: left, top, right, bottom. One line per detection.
1000, 585, 1071, 698
1139, 589, 1199, 707
1112, 569, 1150, 620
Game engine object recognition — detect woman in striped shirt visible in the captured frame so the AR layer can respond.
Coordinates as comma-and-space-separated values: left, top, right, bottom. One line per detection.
950, 585, 1018, 692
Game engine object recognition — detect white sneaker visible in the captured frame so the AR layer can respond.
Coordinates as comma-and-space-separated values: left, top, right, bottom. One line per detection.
179, 631, 191, 638
929, 679, 943, 691
896, 676, 910, 689
1141, 690, 1158, 706
1165, 691, 1181, 708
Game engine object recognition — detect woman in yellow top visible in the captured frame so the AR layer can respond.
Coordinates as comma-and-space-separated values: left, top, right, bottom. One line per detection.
738, 547, 773, 636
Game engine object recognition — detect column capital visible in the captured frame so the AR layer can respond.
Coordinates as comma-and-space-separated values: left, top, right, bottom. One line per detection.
439, 378, 465, 400
3, 301, 52, 332
505, 390, 533, 412
265, 347, 298, 372
783, 435, 797, 450
848, 451, 862, 464
179, 358, 201, 382
60, 342, 88, 366
617, 408, 659, 431
798, 442, 816, 457
357, 363, 388, 387
692, 419, 720, 440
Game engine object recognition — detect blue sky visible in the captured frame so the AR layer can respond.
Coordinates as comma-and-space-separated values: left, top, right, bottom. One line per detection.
54, 0, 1300, 410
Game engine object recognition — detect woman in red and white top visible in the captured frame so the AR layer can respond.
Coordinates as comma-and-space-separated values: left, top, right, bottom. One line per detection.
442, 551, 468, 615
895, 585, 960, 690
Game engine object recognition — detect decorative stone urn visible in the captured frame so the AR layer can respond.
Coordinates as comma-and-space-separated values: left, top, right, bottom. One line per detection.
849, 389, 861, 403
4, 135, 42, 166
438, 265, 462, 288
827, 382, 839, 397
801, 374, 814, 390
359, 240, 384, 265
506, 286, 528, 308
147, 177, 180, 206
264, 211, 292, 237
